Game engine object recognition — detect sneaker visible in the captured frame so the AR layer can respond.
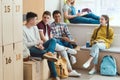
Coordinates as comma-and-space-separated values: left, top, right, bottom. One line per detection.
70, 55, 77, 64
83, 61, 90, 69
88, 68, 96, 75
43, 52, 58, 62
67, 48, 77, 54
69, 70, 81, 77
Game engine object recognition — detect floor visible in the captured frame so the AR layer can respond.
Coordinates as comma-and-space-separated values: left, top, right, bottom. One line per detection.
60, 69, 120, 80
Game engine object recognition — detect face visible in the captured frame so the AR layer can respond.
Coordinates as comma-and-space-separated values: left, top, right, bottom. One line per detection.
53, 13, 61, 23
29, 17, 38, 26
42, 14, 51, 25
100, 16, 107, 25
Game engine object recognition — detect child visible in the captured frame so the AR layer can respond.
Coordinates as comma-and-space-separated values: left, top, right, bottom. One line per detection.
83, 15, 114, 74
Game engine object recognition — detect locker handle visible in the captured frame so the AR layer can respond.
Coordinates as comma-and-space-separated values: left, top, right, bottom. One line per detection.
8, 57, 12, 63
6, 58, 9, 64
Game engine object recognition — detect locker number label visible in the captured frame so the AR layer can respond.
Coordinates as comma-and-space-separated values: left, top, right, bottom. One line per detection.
4, 5, 11, 13
16, 5, 20, 12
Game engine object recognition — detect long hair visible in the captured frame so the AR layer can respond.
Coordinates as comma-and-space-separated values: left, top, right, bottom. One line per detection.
94, 15, 109, 39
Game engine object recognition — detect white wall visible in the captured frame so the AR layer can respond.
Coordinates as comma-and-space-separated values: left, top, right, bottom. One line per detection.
45, 0, 61, 22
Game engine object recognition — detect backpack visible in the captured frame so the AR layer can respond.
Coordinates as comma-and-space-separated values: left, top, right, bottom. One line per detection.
100, 55, 117, 76
55, 56, 68, 78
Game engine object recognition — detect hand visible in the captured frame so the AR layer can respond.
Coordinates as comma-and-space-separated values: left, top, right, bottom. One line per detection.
77, 12, 88, 16
61, 37, 70, 42
81, 12, 88, 16
93, 40, 98, 44
36, 44, 44, 50
76, 13, 81, 16
40, 40, 44, 44
98, 40, 105, 43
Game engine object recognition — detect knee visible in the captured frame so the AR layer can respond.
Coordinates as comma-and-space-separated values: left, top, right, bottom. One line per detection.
49, 38, 56, 43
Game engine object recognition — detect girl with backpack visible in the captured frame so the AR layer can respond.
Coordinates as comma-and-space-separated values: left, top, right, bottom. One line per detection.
83, 15, 114, 74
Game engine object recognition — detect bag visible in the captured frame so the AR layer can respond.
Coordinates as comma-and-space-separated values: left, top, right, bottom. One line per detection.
55, 56, 68, 78
100, 55, 117, 76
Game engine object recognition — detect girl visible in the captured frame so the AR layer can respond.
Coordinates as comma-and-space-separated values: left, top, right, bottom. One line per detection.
63, 0, 100, 24
83, 15, 114, 74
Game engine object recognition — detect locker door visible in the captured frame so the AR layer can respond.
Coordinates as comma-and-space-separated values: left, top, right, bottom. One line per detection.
1, 0, 13, 45
23, 0, 45, 20
0, 47, 3, 80
3, 44, 14, 80
0, 0, 2, 46
13, 42, 23, 80
13, 0, 23, 43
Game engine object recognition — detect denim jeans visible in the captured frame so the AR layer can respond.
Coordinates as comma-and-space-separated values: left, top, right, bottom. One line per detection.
29, 38, 57, 77
56, 39, 73, 48
69, 13, 100, 24
90, 43, 106, 64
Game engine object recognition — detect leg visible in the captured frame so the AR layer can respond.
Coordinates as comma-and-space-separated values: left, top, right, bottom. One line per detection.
55, 43, 73, 71
83, 43, 106, 74
29, 46, 46, 57
43, 38, 56, 53
83, 13, 100, 20
47, 61, 58, 78
69, 16, 100, 24
83, 43, 106, 68
55, 44, 80, 77
62, 40, 73, 48
90, 43, 106, 64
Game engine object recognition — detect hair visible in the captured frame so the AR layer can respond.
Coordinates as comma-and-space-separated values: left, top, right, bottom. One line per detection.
42, 11, 51, 17
26, 12, 37, 22
94, 15, 109, 39
52, 10, 61, 17
71, 0, 75, 6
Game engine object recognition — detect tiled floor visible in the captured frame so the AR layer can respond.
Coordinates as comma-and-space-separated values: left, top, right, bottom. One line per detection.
60, 69, 120, 80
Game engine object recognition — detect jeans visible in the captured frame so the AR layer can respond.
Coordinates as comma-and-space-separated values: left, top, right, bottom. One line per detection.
56, 39, 73, 48
29, 38, 57, 77
90, 43, 106, 64
69, 13, 100, 24
55, 43, 73, 71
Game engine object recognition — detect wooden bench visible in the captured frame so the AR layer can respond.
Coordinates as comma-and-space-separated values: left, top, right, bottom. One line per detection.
23, 58, 50, 80
73, 42, 120, 74
73, 32, 120, 72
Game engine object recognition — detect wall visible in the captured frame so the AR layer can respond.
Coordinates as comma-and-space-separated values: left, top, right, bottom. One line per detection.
45, 0, 60, 22
68, 24, 120, 46
23, 0, 44, 20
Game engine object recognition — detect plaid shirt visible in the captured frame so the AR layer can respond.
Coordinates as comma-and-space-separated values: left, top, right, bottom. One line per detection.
50, 22, 73, 40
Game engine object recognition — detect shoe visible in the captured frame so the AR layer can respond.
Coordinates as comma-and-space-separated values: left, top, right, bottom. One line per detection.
88, 68, 96, 75
70, 55, 76, 64
83, 61, 90, 69
50, 77, 60, 80
69, 70, 81, 77
43, 52, 58, 62
66, 48, 77, 54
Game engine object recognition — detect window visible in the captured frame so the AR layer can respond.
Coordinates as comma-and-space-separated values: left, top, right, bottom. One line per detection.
76, 0, 120, 26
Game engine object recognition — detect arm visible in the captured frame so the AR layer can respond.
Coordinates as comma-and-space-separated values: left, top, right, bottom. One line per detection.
64, 24, 73, 41
100, 28, 114, 44
90, 28, 98, 45
23, 32, 39, 48
39, 30, 47, 42
64, 11, 77, 19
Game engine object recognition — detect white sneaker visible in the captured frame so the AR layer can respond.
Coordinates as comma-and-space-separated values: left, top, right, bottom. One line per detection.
88, 68, 96, 75
70, 55, 77, 64
69, 70, 81, 77
67, 48, 77, 54
83, 62, 90, 69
